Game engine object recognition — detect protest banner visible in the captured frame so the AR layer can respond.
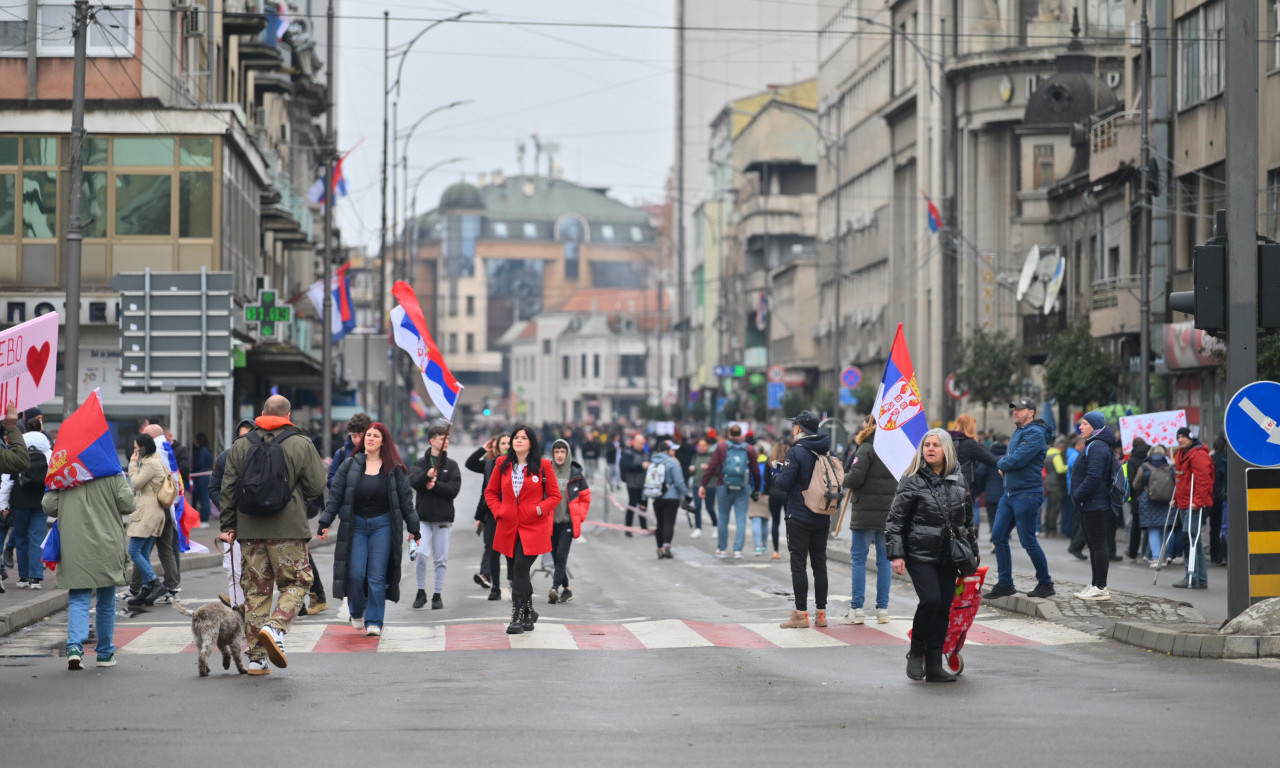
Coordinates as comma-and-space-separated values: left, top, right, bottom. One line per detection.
1119, 409, 1188, 454
0, 312, 58, 413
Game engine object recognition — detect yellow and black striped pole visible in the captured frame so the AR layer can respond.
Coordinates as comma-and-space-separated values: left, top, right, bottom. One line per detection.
1245, 468, 1280, 602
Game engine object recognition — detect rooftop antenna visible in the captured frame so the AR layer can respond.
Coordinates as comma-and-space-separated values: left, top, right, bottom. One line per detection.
516, 140, 526, 176
531, 133, 543, 177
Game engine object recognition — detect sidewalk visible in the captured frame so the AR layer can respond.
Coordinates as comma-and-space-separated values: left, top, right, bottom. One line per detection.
825, 527, 1278, 660
0, 523, 332, 636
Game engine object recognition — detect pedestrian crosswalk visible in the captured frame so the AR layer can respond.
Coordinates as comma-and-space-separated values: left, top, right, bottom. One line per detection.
0, 614, 1098, 656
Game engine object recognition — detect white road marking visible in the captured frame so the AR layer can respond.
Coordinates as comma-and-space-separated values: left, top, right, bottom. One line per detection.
743, 622, 847, 648
377, 625, 446, 653
980, 619, 1101, 645
509, 623, 577, 650
284, 622, 328, 652
624, 619, 713, 649
117, 626, 192, 654
862, 619, 913, 643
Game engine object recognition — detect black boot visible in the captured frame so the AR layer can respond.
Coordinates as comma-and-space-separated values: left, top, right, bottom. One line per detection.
925, 651, 957, 683
506, 599, 524, 635
488, 586, 502, 601
412, 589, 428, 609
905, 652, 925, 680
520, 599, 536, 632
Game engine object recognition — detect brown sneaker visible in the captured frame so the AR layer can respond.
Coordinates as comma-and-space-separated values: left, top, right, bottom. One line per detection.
814, 610, 827, 628
779, 610, 809, 629
308, 600, 328, 615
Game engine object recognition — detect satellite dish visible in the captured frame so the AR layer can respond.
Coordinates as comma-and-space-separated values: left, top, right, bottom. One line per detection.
1042, 256, 1066, 316
1016, 245, 1040, 302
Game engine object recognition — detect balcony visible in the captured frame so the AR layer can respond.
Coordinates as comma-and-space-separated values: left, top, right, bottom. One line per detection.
253, 71, 295, 98
260, 160, 314, 242
737, 193, 818, 241
1089, 274, 1142, 338
223, 0, 268, 36
1021, 313, 1055, 363
1089, 111, 1140, 183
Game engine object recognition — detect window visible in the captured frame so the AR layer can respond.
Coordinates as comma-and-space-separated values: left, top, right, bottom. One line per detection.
0, 173, 14, 236
1085, 0, 1124, 39
522, 222, 537, 238
581, 354, 587, 377
559, 216, 583, 280
116, 175, 171, 235
0, 5, 27, 54
81, 171, 107, 238
449, 333, 458, 354
593, 354, 600, 378
599, 224, 615, 241
1273, 0, 1280, 71
466, 333, 475, 353
115, 137, 174, 166
492, 221, 508, 238
562, 355, 570, 379
34, 4, 133, 57
1269, 169, 1280, 239
630, 225, 644, 242
620, 354, 646, 378
179, 172, 213, 237
22, 171, 57, 238
1033, 144, 1054, 189
465, 295, 475, 316
1178, 2, 1224, 110
542, 339, 551, 355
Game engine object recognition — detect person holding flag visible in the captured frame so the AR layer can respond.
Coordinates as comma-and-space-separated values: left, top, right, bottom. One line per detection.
390, 281, 463, 422
40, 391, 136, 669
869, 324, 929, 481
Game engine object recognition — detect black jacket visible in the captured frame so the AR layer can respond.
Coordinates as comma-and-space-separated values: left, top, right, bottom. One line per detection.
328, 436, 357, 488
773, 432, 833, 526
1071, 426, 1118, 513
465, 448, 501, 522
842, 432, 898, 531
209, 447, 230, 510
1126, 440, 1151, 503
885, 465, 976, 565
620, 446, 648, 489
410, 451, 462, 524
948, 431, 998, 494
318, 454, 421, 602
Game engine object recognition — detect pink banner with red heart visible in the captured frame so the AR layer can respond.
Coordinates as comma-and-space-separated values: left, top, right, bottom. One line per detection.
0, 312, 58, 414
1118, 409, 1187, 455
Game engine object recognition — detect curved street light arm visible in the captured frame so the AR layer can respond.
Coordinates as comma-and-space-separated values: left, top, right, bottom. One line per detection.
389, 11, 479, 98
398, 100, 474, 145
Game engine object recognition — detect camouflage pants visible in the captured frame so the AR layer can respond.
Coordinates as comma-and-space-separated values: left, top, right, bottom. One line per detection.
239, 539, 313, 661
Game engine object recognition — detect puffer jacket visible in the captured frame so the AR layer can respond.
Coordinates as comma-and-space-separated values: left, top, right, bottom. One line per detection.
409, 451, 461, 524
0, 422, 30, 475
773, 432, 833, 526
318, 453, 421, 602
565, 461, 591, 538
1174, 439, 1215, 509
1133, 455, 1176, 528
885, 464, 977, 565
842, 430, 897, 531
997, 419, 1053, 495
1071, 426, 1118, 513
126, 452, 170, 538
0, 431, 51, 510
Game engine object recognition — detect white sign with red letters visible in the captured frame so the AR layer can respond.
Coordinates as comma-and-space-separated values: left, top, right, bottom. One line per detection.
1119, 409, 1187, 454
0, 312, 58, 414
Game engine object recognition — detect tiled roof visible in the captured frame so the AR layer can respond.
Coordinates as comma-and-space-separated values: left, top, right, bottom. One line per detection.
475, 175, 649, 226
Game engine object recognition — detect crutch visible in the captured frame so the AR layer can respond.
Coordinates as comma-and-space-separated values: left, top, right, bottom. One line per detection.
1152, 498, 1177, 586
1185, 476, 1203, 585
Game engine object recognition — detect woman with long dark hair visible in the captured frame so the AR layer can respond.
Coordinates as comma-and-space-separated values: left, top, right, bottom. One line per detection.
484, 425, 561, 634
466, 432, 510, 600
318, 422, 421, 637
886, 428, 977, 683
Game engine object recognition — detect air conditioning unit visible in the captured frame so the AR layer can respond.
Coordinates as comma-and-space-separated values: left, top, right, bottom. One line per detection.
184, 7, 206, 38
172, 0, 194, 9
1128, 20, 1143, 47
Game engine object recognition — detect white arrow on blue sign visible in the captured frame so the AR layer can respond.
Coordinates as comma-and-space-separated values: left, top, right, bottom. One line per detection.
713, 365, 733, 378
1224, 381, 1280, 467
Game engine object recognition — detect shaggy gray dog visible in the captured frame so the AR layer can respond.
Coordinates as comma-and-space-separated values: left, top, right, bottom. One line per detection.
172, 599, 248, 677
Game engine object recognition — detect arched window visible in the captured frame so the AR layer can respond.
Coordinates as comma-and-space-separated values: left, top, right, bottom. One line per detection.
557, 215, 586, 280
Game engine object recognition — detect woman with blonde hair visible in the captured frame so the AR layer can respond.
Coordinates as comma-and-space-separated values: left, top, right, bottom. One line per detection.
948, 413, 998, 529
886, 428, 978, 682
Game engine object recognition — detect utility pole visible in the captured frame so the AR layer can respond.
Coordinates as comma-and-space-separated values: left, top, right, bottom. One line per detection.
1223, 0, 1257, 619
1138, 0, 1152, 413
830, 100, 843, 422
63, 0, 88, 417
320, 0, 336, 461
675, 0, 687, 408
389, 99, 399, 433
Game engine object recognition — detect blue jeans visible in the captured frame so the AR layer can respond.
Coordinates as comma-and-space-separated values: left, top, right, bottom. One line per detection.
992, 491, 1052, 588
11, 507, 46, 581
849, 529, 890, 610
693, 488, 717, 529
67, 586, 117, 658
347, 513, 392, 629
751, 516, 769, 550
716, 487, 749, 553
1181, 507, 1208, 586
128, 537, 158, 583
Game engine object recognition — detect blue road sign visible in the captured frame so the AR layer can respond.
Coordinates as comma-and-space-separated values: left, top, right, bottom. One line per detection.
713, 365, 733, 378
840, 388, 858, 406
841, 367, 862, 389
1224, 381, 1280, 467
716, 396, 728, 414
767, 382, 785, 410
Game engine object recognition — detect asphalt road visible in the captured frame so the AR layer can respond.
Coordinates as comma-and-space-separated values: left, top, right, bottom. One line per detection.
2, 454, 1277, 766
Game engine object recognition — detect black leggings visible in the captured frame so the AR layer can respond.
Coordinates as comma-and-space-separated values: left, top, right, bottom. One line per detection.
905, 560, 958, 655
1080, 509, 1112, 589
768, 496, 784, 552
626, 487, 648, 530
510, 536, 538, 604
308, 550, 326, 602
653, 498, 679, 548
786, 517, 830, 611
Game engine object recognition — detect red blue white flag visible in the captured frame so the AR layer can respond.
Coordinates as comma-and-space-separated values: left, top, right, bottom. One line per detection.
45, 390, 123, 491
871, 323, 928, 480
308, 148, 354, 206
306, 262, 357, 344
409, 391, 429, 420
390, 280, 463, 421
923, 191, 942, 235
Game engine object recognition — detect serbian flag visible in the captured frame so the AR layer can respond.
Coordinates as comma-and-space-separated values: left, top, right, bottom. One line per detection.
155, 436, 207, 554
871, 323, 929, 480
409, 391, 429, 420
306, 262, 357, 343
923, 191, 942, 234
390, 280, 463, 421
308, 150, 352, 205
45, 390, 123, 491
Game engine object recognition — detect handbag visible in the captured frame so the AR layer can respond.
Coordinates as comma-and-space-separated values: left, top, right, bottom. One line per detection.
156, 472, 178, 508
925, 480, 978, 576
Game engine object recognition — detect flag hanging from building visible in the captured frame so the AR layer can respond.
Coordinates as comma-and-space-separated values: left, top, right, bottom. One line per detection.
923, 191, 942, 234
409, 391, 429, 420
871, 323, 928, 480
308, 152, 352, 206
306, 263, 356, 344
44, 390, 123, 491
390, 280, 463, 421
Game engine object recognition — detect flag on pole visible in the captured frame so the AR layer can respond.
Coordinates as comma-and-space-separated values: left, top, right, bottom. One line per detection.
870, 323, 928, 480
308, 150, 353, 206
45, 390, 123, 491
155, 435, 207, 554
923, 191, 942, 234
307, 262, 357, 344
390, 280, 463, 421
409, 391, 429, 420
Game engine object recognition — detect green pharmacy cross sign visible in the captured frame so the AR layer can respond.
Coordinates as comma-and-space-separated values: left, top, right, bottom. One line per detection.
246, 290, 291, 338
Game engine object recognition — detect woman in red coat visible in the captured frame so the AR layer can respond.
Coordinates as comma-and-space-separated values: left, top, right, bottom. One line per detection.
484, 425, 561, 634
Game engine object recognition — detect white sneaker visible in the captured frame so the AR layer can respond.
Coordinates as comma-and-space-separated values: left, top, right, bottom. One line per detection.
16, 580, 29, 589
1089, 587, 1111, 601
350, 616, 364, 630
838, 608, 865, 625
690, 528, 702, 539
28, 581, 41, 590
876, 609, 890, 624
247, 659, 270, 676
365, 625, 382, 637
1074, 585, 1102, 599
714, 550, 726, 559
733, 551, 743, 559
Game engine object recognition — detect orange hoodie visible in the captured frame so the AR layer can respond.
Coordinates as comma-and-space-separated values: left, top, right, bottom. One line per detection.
255, 415, 294, 431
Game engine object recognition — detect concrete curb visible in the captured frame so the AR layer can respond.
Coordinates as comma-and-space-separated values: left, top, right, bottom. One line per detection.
0, 538, 334, 638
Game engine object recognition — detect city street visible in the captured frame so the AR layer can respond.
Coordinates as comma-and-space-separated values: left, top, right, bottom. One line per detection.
1, 452, 1277, 766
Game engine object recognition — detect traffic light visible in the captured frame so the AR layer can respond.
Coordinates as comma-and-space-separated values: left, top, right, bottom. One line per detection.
1259, 242, 1280, 329
1169, 210, 1226, 335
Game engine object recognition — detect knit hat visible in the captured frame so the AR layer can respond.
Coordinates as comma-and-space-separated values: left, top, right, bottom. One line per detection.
1176, 426, 1192, 440
1082, 411, 1106, 431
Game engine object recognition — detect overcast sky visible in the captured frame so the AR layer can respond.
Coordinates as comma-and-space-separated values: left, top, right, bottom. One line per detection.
333, 1, 677, 253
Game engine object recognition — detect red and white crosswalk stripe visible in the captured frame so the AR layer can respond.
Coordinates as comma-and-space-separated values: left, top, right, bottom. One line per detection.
0, 617, 1097, 656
